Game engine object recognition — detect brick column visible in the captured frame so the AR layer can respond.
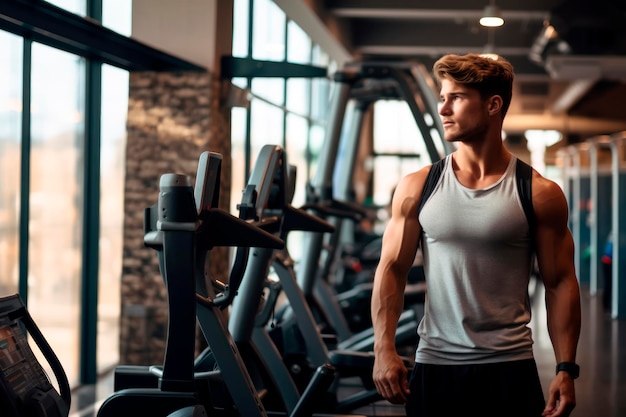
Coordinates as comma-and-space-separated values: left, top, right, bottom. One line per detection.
120, 70, 231, 364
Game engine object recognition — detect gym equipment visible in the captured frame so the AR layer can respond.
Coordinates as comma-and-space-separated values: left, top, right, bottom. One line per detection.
285, 62, 449, 353
97, 151, 284, 417
190, 149, 343, 417
103, 150, 348, 417
0, 294, 71, 417
227, 144, 410, 414
187, 144, 363, 416
296, 62, 449, 346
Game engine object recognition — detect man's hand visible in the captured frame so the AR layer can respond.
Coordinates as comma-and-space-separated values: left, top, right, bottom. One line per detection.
372, 350, 411, 404
542, 373, 576, 416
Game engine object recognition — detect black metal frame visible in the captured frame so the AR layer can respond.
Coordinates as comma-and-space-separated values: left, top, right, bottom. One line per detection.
0, 0, 205, 72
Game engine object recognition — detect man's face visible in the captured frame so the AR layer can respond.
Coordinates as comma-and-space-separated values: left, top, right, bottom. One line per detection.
438, 78, 490, 143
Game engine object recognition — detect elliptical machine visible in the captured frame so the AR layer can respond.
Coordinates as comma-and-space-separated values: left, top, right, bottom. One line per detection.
97, 151, 284, 417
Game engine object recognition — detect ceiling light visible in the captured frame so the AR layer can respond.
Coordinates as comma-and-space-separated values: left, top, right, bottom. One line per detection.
480, 5, 504, 27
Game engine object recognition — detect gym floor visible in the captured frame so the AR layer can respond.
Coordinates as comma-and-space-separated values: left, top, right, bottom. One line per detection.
69, 283, 626, 417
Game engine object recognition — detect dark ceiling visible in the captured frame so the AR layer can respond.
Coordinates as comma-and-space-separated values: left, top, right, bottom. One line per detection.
311, 0, 626, 141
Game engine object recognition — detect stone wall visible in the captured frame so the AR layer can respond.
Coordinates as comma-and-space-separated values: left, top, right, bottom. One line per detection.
120, 70, 231, 365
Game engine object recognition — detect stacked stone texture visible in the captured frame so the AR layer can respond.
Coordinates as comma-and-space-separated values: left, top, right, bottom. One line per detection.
120, 70, 231, 365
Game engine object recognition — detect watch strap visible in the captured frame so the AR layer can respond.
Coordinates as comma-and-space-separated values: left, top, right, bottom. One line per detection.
556, 362, 580, 379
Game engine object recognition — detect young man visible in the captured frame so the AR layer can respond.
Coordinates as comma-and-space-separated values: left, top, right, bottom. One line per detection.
371, 53, 581, 417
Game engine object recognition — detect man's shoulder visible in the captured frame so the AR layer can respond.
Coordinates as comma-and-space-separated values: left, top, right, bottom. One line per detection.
531, 170, 564, 197
393, 165, 434, 206
530, 171, 569, 221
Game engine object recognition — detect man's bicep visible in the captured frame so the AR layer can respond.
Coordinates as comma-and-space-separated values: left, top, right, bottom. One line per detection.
379, 169, 428, 275
379, 212, 421, 275
538, 226, 576, 287
534, 181, 577, 288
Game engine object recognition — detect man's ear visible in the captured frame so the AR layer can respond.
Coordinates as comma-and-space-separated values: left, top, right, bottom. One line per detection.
488, 95, 503, 115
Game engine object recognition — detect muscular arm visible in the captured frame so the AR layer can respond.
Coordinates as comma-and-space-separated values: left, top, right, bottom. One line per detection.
371, 167, 428, 403
533, 174, 581, 417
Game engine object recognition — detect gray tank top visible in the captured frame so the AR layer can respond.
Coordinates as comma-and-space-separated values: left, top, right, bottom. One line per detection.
416, 154, 535, 364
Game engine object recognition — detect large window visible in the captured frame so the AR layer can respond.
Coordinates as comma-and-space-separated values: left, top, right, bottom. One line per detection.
232, 0, 249, 59
98, 1, 132, 373
371, 100, 433, 207
28, 43, 86, 386
231, 1, 336, 263
231, 0, 334, 209
251, 0, 285, 61
98, 64, 128, 373
0, 31, 22, 297
0, 0, 132, 387
249, 90, 285, 158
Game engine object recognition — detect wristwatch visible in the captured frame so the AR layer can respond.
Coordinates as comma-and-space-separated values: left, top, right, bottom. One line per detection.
556, 362, 580, 379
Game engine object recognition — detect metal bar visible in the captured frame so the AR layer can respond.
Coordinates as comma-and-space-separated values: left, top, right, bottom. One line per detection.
221, 56, 327, 79
79, 59, 101, 385
18, 38, 31, 302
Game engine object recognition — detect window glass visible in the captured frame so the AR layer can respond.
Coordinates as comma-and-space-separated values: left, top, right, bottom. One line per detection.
373, 100, 426, 154
249, 99, 284, 168
44, 0, 86, 16
251, 78, 284, 105
372, 100, 430, 207
287, 21, 311, 64
230, 107, 248, 214
284, 114, 309, 262
103, 0, 132, 36
307, 124, 325, 183
0, 31, 22, 296
286, 78, 309, 115
311, 44, 329, 67
232, 77, 248, 90
252, 0, 285, 61
285, 19, 318, 116
98, 64, 128, 373
285, 113, 309, 207
371, 156, 421, 206
312, 46, 336, 80
232, 0, 250, 58
310, 46, 331, 123
231, 0, 336, 243
29, 43, 85, 386
431, 127, 445, 156
310, 77, 330, 123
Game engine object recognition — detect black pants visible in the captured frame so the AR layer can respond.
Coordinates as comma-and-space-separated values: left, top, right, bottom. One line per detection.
406, 359, 545, 417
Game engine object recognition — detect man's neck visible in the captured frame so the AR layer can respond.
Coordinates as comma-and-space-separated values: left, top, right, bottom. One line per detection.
451, 145, 511, 188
